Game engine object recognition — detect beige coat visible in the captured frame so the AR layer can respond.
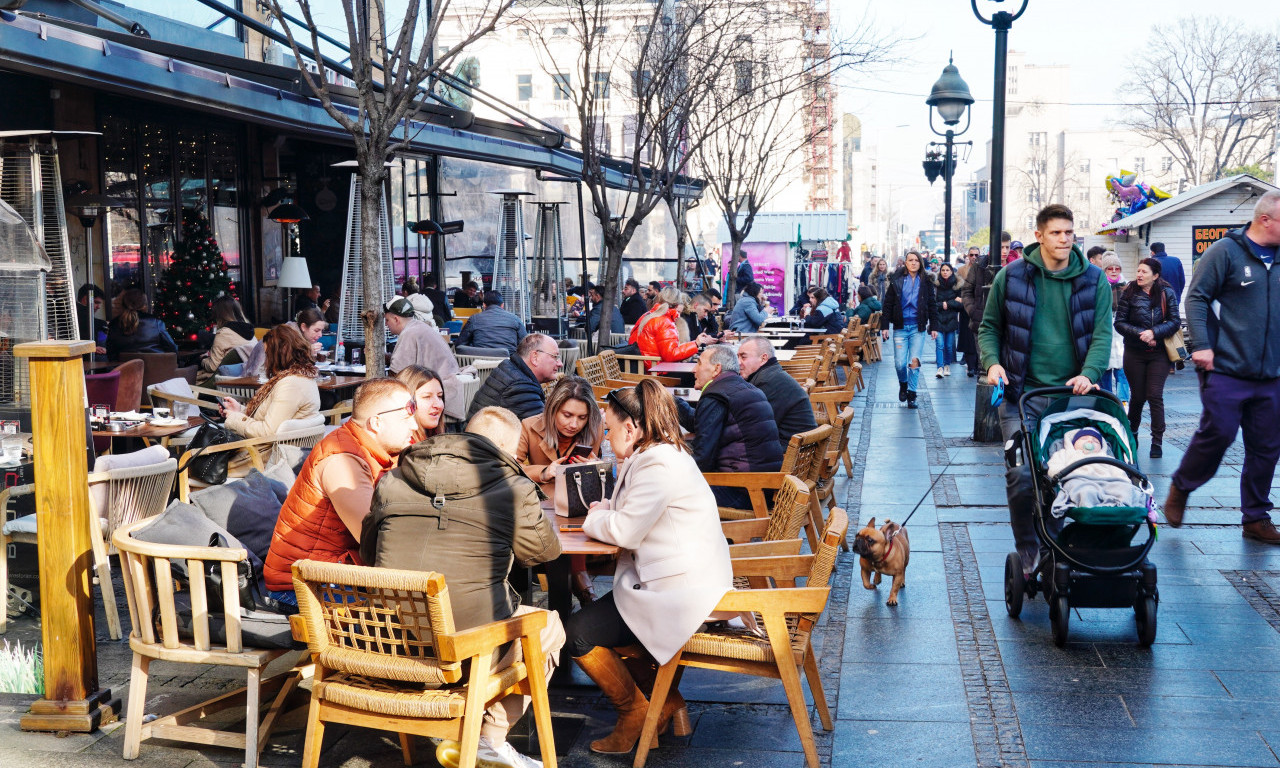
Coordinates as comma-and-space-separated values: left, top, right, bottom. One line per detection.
197, 326, 255, 383
583, 443, 733, 664
225, 374, 321, 439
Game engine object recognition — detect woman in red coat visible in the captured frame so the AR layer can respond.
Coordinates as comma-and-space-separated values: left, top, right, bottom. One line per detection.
632, 286, 716, 365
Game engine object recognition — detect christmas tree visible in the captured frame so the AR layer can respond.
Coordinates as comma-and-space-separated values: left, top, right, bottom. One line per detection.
154, 207, 236, 342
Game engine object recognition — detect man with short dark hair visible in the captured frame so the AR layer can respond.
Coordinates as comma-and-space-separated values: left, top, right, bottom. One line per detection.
684, 293, 719, 339
456, 290, 527, 353
468, 333, 562, 421
77, 283, 108, 354
646, 281, 663, 304
263, 378, 418, 606
1149, 242, 1186, 304
421, 272, 452, 326
980, 205, 1112, 577
960, 232, 1011, 362
734, 251, 754, 293
738, 337, 818, 448
1163, 190, 1280, 543
1086, 245, 1107, 266
453, 280, 482, 309
619, 278, 648, 325
677, 344, 782, 507
586, 283, 625, 334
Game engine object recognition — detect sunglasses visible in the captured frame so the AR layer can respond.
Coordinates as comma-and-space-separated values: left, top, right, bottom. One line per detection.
605, 388, 641, 422
374, 399, 417, 419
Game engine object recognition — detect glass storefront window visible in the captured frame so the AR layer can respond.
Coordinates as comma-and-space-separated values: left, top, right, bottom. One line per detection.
101, 114, 141, 298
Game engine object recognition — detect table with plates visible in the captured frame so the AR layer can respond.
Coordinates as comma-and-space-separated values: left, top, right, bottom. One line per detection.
90, 415, 202, 448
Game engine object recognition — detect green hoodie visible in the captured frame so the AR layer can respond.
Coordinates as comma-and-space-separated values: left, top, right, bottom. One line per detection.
978, 243, 1113, 388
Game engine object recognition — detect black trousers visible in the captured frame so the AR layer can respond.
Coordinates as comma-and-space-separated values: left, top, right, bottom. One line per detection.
565, 591, 638, 658
1123, 344, 1170, 440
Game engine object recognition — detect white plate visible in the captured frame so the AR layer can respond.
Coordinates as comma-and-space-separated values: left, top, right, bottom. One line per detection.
149, 418, 188, 427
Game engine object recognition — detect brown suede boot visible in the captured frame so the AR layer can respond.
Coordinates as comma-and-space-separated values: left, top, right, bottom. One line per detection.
1243, 519, 1280, 544
623, 654, 692, 737
1163, 485, 1189, 528
574, 647, 655, 754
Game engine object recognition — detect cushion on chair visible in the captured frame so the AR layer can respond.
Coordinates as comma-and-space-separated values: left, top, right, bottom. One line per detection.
134, 500, 254, 563
278, 414, 325, 433
3, 514, 107, 537
152, 377, 199, 419
89, 445, 171, 519
455, 345, 509, 358
225, 471, 289, 566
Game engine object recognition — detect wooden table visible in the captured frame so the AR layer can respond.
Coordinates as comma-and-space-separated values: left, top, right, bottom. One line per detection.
91, 416, 201, 448
665, 386, 700, 403
648, 362, 697, 375
542, 502, 619, 555
83, 359, 116, 372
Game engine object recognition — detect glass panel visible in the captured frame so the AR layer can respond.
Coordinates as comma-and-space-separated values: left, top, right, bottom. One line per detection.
101, 113, 141, 297
140, 121, 173, 289
117, 0, 241, 40
208, 128, 241, 290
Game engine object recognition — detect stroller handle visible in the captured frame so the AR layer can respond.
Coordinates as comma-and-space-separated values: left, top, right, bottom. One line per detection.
1018, 385, 1124, 423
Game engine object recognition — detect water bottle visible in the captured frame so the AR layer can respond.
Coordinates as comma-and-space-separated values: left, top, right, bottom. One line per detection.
336, 340, 346, 365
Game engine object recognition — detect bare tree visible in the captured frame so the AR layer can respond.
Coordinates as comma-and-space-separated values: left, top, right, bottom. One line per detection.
1119, 16, 1277, 187
524, 0, 757, 350
261, 0, 512, 375
1008, 136, 1079, 235
696, 10, 894, 307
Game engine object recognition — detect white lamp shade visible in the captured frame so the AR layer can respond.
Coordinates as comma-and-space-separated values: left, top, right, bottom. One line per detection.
278, 256, 313, 289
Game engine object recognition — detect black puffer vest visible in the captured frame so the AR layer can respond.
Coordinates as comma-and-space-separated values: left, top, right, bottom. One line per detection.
1000, 258, 1100, 402
701, 374, 783, 473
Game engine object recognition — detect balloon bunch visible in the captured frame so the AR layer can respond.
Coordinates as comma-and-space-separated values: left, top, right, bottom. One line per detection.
1105, 171, 1172, 234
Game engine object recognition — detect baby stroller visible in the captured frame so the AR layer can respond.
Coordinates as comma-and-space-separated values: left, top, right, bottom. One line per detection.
1003, 387, 1158, 647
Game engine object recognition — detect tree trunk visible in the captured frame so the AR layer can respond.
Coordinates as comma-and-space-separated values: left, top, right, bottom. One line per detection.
361, 170, 387, 378
725, 232, 745, 309
595, 239, 627, 352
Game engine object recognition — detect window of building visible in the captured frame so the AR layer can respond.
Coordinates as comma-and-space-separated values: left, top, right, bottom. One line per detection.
1026, 216, 1035, 232
552, 27, 568, 36
1008, 66, 1018, 95
517, 73, 532, 101
1133, 157, 1146, 172
631, 69, 652, 97
593, 72, 610, 100
734, 60, 753, 95
1078, 159, 1091, 173
553, 73, 571, 100
1028, 132, 1045, 147
1161, 156, 1174, 172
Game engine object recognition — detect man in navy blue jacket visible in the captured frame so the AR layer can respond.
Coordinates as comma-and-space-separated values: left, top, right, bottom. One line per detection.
1149, 242, 1186, 303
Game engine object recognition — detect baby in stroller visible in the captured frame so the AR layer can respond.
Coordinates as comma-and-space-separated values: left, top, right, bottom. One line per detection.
1045, 427, 1150, 518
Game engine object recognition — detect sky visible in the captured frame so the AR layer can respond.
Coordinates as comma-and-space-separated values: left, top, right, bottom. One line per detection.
830, 0, 1279, 232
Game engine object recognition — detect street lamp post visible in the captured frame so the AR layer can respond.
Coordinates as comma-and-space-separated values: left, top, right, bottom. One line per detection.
925, 58, 974, 264
971, 0, 1029, 261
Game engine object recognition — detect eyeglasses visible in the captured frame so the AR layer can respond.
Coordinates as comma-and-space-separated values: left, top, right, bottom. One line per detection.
374, 399, 417, 419
535, 347, 561, 361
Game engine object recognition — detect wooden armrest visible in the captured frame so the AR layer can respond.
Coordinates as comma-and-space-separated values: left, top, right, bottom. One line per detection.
616, 354, 661, 363
721, 517, 769, 542
437, 611, 548, 662
730, 553, 815, 581
713, 586, 830, 615
289, 613, 309, 644
702, 472, 786, 490
729, 539, 803, 558
111, 529, 249, 562
0, 483, 36, 510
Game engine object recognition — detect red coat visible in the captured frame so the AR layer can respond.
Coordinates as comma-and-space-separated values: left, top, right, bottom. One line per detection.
636, 308, 699, 365
262, 420, 394, 592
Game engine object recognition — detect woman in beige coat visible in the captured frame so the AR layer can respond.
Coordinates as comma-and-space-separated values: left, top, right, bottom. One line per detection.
568, 379, 733, 755
220, 325, 320, 439
197, 297, 255, 384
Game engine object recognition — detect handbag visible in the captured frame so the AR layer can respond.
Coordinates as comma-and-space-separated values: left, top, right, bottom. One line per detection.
1164, 329, 1189, 363
553, 459, 615, 518
177, 413, 237, 486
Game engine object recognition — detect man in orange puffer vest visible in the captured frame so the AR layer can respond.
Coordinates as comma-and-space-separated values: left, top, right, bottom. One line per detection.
262, 378, 418, 607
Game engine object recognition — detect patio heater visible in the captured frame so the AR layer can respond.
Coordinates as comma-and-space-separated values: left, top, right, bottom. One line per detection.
530, 202, 567, 334
491, 190, 533, 325
0, 198, 52, 430
336, 171, 395, 352
0, 133, 81, 343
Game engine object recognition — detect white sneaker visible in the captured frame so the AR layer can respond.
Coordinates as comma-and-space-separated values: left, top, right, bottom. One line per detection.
943, 366, 952, 377
475, 736, 543, 768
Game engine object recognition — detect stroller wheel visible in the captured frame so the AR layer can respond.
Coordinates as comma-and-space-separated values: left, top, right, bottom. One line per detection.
1050, 595, 1070, 647
1135, 596, 1158, 647
1003, 552, 1024, 618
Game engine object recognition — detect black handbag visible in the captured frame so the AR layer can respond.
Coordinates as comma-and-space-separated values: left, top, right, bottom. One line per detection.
554, 460, 615, 518
177, 413, 237, 486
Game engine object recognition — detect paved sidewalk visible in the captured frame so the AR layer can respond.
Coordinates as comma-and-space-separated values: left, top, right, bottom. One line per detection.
4, 356, 1280, 767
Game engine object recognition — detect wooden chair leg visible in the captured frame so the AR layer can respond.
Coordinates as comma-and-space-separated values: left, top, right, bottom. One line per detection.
301, 689, 325, 768
0, 531, 9, 635
806, 495, 824, 553
90, 524, 122, 640
522, 635, 558, 768
633, 655, 681, 768
765, 616, 821, 768
123, 653, 150, 759
244, 667, 261, 768
802, 645, 833, 731
458, 655, 491, 768
399, 733, 416, 766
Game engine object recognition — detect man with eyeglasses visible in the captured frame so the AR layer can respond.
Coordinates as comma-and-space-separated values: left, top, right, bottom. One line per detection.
262, 378, 419, 608
467, 333, 562, 422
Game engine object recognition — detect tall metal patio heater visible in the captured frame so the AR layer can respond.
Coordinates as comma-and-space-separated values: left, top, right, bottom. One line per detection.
0, 132, 83, 343
925, 57, 974, 263
491, 190, 533, 325
336, 168, 395, 353
0, 199, 52, 428
530, 202, 567, 333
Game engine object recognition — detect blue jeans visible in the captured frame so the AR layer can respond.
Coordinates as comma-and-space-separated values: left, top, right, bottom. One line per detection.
1098, 368, 1130, 401
893, 327, 927, 392
935, 331, 956, 367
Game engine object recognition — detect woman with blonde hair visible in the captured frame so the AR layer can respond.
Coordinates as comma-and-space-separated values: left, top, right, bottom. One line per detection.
395, 365, 447, 441
566, 379, 732, 755
517, 376, 604, 605
630, 285, 715, 365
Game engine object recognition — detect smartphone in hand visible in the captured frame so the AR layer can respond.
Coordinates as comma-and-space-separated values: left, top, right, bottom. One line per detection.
568, 444, 593, 461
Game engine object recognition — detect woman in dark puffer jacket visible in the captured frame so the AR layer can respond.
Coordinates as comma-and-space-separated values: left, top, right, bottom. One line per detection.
1114, 257, 1180, 458
933, 263, 962, 378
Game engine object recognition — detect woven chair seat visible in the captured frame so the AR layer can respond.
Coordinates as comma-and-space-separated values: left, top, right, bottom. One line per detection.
717, 505, 756, 521
318, 647, 456, 686
316, 661, 527, 719
684, 625, 804, 663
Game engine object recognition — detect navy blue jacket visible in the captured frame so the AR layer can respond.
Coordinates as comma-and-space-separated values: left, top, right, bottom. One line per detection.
106, 314, 178, 360
679, 373, 782, 473
1151, 252, 1186, 303
1185, 227, 1280, 379
747, 358, 819, 448
466, 354, 545, 421
456, 306, 527, 354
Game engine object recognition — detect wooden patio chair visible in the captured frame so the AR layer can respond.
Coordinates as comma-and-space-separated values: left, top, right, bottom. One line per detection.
723, 476, 812, 575
814, 406, 855, 551
634, 509, 848, 768
779, 358, 820, 384
176, 424, 325, 501
147, 382, 233, 416
292, 560, 557, 768
810, 391, 855, 475
113, 519, 307, 768
598, 349, 677, 385
0, 458, 177, 639
701, 471, 787, 521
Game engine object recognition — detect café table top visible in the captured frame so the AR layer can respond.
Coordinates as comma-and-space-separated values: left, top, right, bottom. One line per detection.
541, 501, 620, 556
91, 415, 201, 440
216, 374, 364, 392
648, 361, 697, 374
775, 349, 797, 362
665, 386, 700, 403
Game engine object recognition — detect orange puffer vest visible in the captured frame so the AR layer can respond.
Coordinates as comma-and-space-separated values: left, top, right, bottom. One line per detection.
263, 421, 394, 592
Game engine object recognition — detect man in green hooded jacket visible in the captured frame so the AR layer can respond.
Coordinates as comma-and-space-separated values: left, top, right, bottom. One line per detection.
978, 203, 1113, 577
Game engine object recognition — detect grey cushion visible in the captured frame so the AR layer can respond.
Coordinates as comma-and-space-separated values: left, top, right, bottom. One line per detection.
456, 345, 509, 358
134, 501, 257, 568
188, 482, 241, 531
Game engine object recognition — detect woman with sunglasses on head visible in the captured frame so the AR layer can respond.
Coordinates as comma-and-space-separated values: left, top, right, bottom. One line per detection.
395, 365, 447, 441
565, 379, 732, 755
518, 376, 604, 606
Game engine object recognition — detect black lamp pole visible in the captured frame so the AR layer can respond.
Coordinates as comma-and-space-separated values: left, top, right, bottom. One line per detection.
971, 0, 1028, 261
926, 58, 974, 264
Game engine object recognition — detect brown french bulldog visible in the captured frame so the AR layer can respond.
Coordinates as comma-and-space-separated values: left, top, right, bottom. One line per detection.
852, 517, 910, 606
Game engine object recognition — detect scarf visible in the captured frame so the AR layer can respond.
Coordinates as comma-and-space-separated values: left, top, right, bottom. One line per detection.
245, 363, 317, 417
